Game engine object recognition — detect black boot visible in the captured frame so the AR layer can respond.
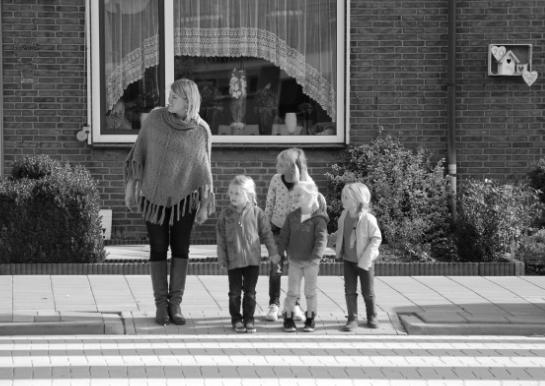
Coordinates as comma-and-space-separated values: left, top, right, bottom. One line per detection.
283, 313, 296, 332
242, 290, 256, 332
150, 260, 169, 325
342, 294, 358, 331
364, 296, 378, 329
168, 258, 188, 325
303, 312, 316, 332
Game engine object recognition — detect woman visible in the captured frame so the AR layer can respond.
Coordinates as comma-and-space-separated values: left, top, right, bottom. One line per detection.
124, 78, 215, 325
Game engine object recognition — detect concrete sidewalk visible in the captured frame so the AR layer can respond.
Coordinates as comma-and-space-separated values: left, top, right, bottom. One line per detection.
1, 272, 545, 336
0, 244, 544, 336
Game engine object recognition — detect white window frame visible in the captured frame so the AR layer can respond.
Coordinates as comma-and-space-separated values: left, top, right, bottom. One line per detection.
87, 0, 349, 145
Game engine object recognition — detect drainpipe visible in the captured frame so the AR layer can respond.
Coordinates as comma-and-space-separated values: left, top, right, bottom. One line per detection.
447, 0, 457, 222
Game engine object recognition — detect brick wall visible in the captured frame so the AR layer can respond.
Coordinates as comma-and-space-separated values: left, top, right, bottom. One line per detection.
2, 0, 544, 244
350, 0, 545, 180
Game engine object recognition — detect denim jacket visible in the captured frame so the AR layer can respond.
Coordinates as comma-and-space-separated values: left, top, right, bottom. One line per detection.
216, 203, 278, 270
277, 207, 329, 262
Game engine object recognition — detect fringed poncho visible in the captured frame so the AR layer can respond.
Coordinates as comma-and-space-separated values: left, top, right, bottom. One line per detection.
124, 108, 214, 225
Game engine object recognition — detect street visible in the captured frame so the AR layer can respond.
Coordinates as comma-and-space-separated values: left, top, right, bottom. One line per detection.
1, 334, 545, 385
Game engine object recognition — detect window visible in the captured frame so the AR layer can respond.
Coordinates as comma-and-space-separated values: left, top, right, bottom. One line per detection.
89, 0, 347, 144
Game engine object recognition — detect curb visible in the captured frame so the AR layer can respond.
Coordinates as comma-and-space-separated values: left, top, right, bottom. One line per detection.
0, 259, 524, 275
398, 313, 545, 336
0, 313, 125, 335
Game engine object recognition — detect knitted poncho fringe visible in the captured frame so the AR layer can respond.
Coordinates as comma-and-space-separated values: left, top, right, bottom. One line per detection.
124, 108, 215, 225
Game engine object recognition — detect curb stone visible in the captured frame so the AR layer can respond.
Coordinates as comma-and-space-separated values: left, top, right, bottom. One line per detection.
0, 312, 125, 335
398, 313, 545, 336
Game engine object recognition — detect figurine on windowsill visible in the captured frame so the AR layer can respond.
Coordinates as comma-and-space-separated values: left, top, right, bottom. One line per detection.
229, 66, 247, 129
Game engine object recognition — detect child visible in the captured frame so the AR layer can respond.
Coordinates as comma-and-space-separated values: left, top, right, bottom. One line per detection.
273, 180, 329, 332
264, 148, 310, 322
334, 182, 382, 331
217, 175, 280, 333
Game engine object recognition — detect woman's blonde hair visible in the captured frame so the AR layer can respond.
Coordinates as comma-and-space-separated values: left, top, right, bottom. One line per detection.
342, 182, 371, 213
170, 78, 201, 121
229, 175, 257, 205
276, 147, 310, 182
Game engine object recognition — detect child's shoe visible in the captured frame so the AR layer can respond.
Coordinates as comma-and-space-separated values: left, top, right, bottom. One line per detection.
283, 313, 297, 332
341, 319, 358, 332
366, 317, 378, 329
245, 320, 256, 334
293, 304, 305, 322
303, 312, 315, 332
232, 320, 246, 333
265, 304, 279, 321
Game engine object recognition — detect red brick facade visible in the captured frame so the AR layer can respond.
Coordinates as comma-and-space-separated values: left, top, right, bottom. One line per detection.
2, 1, 544, 243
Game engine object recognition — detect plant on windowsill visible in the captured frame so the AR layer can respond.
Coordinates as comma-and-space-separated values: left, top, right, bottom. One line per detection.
254, 83, 277, 135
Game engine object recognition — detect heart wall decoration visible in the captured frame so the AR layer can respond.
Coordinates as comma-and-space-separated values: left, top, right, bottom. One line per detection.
522, 69, 538, 87
491, 45, 506, 61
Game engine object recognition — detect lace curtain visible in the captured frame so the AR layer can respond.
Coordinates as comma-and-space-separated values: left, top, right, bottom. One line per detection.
103, 0, 337, 121
174, 0, 337, 121
104, 0, 159, 111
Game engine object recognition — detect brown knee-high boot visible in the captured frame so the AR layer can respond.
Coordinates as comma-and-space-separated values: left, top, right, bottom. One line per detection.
150, 260, 169, 325
168, 257, 188, 325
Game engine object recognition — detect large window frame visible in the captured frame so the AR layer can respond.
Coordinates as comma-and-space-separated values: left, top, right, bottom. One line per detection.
88, 0, 349, 145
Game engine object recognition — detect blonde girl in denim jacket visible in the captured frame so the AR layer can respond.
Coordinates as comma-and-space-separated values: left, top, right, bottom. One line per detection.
333, 182, 382, 331
216, 175, 279, 333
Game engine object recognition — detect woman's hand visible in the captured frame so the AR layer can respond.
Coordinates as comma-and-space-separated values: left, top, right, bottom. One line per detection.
124, 180, 139, 211
195, 206, 208, 225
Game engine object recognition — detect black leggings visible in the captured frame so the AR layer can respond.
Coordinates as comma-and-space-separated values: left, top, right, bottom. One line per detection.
146, 201, 197, 261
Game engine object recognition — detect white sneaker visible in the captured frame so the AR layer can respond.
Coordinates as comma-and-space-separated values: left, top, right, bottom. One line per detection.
293, 304, 305, 321
265, 304, 279, 321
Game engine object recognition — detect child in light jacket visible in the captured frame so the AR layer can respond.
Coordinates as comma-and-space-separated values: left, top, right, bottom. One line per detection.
216, 175, 279, 333
333, 182, 382, 331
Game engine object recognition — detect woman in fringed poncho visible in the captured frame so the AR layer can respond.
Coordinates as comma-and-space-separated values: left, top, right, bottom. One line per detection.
124, 78, 215, 326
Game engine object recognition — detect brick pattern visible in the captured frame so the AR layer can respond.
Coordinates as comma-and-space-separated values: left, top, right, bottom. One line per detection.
2, 1, 545, 243
350, 0, 545, 180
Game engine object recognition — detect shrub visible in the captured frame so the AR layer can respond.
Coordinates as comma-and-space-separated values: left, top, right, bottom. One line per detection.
516, 229, 545, 263
325, 131, 453, 262
527, 158, 545, 226
456, 179, 544, 262
0, 156, 105, 263
11, 154, 61, 180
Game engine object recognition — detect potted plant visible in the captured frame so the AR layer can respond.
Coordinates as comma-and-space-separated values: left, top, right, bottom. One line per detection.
254, 83, 277, 135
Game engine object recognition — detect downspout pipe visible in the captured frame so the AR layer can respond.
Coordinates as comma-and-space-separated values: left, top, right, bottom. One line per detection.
447, 0, 457, 222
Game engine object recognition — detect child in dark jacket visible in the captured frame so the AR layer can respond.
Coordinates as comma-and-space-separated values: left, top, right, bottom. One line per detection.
217, 175, 279, 333
273, 180, 329, 332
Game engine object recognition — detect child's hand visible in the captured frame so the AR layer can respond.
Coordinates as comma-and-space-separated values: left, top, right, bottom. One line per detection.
270, 254, 281, 265
327, 233, 336, 248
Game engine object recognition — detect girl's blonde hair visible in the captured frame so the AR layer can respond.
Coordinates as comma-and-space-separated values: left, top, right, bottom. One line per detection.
170, 78, 201, 121
229, 175, 257, 205
276, 147, 310, 181
342, 182, 371, 213
294, 180, 320, 211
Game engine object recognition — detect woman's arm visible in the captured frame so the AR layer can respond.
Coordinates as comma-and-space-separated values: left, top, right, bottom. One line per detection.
216, 211, 228, 268
124, 124, 147, 210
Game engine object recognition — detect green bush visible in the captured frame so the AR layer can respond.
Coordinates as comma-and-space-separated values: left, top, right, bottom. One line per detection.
0, 156, 105, 263
11, 154, 62, 180
456, 179, 543, 262
325, 132, 453, 262
516, 229, 545, 264
528, 158, 545, 226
